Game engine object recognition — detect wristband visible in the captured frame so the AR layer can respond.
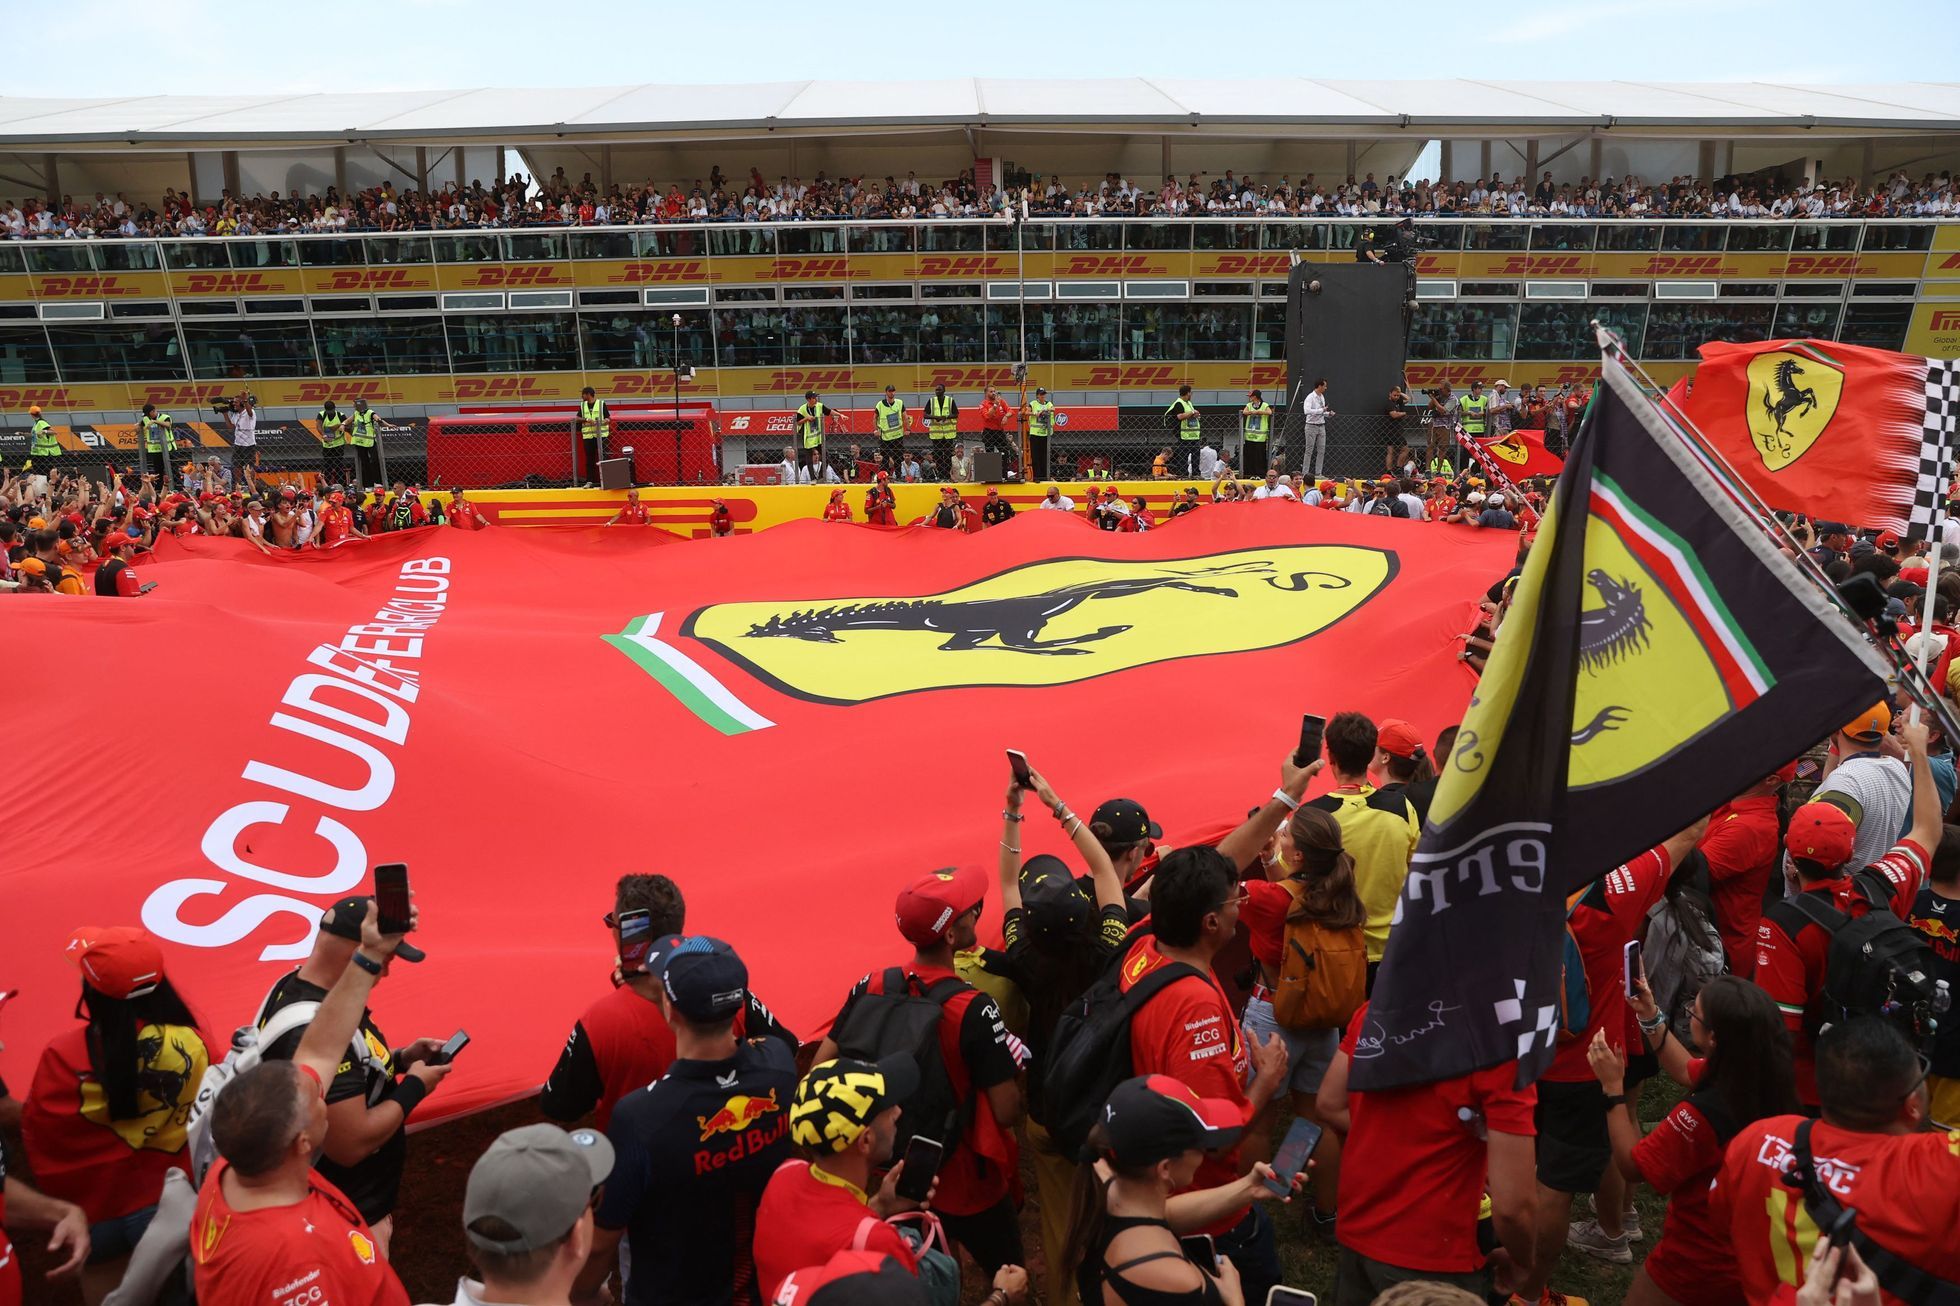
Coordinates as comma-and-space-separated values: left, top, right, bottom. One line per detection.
1272, 787, 1302, 812
390, 1074, 430, 1120
1002, 810, 1024, 823
1602, 1093, 1628, 1108
1638, 1014, 1665, 1036
1053, 805, 1074, 823
350, 949, 384, 976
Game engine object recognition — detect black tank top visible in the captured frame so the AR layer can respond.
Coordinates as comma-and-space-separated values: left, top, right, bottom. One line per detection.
1078, 1214, 1227, 1306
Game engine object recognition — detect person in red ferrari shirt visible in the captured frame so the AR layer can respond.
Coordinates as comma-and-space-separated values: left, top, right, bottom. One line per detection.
191, 902, 414, 1306
1711, 1017, 1960, 1306
1115, 846, 1290, 1304
709, 498, 734, 537
864, 475, 898, 527
821, 488, 853, 523
92, 532, 147, 596
1588, 976, 1800, 1306
1317, 998, 1538, 1306
1117, 496, 1153, 532
608, 488, 653, 527
1759, 718, 1940, 1106
812, 865, 1025, 1278
446, 487, 488, 531
316, 491, 366, 548
362, 486, 390, 535
977, 386, 1012, 468
1697, 765, 1795, 977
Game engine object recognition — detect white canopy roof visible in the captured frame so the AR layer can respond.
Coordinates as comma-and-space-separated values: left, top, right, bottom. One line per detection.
1, 79, 1955, 147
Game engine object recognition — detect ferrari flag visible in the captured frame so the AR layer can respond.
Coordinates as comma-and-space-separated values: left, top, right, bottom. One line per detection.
2, 508, 1514, 1122
1354, 354, 1890, 1092
1474, 428, 1565, 481
1674, 338, 1960, 539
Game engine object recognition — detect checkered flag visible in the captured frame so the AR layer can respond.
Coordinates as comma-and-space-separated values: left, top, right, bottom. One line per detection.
1908, 358, 1960, 542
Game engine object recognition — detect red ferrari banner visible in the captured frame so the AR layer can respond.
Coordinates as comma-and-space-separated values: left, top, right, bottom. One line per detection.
2, 511, 1514, 1122
1674, 338, 1957, 538
1475, 428, 1565, 480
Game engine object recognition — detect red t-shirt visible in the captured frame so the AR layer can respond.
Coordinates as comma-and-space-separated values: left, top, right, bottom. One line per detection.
1757, 838, 1927, 1103
751, 1160, 919, 1302
822, 501, 852, 523
1599, 846, 1672, 1051
616, 502, 651, 525
1337, 1002, 1537, 1272
571, 983, 674, 1133
1118, 937, 1252, 1234
1242, 879, 1294, 972
1543, 865, 1653, 1083
1711, 1118, 1960, 1306
1632, 1062, 1741, 1306
447, 500, 485, 530
190, 1162, 408, 1306
319, 506, 356, 546
1698, 796, 1781, 976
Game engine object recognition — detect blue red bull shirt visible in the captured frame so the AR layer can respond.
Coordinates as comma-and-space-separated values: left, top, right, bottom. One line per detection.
597, 1038, 798, 1306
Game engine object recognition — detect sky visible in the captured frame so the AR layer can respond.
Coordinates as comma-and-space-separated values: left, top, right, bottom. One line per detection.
4, 0, 1952, 94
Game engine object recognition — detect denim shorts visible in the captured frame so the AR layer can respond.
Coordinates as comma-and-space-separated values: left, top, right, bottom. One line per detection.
89, 1203, 158, 1263
1242, 995, 1339, 1095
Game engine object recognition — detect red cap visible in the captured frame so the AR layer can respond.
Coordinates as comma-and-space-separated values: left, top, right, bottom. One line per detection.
894, 865, 986, 946
1784, 802, 1857, 868
1376, 719, 1426, 760
65, 926, 165, 999
1876, 530, 1901, 552
773, 1250, 915, 1306
101, 531, 140, 551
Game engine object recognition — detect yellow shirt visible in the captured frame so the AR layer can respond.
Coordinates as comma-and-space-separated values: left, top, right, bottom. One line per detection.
1306, 784, 1419, 961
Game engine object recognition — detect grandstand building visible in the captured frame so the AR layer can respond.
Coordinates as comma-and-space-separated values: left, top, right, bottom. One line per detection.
2, 79, 1957, 452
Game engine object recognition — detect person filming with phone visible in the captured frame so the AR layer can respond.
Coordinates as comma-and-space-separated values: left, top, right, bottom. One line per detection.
250, 881, 454, 1252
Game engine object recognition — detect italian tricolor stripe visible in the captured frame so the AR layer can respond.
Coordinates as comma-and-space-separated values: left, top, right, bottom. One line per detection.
1590, 473, 1773, 707
604, 612, 776, 735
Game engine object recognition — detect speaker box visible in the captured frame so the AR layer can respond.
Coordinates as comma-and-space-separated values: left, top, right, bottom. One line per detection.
971, 450, 1007, 483
598, 458, 634, 490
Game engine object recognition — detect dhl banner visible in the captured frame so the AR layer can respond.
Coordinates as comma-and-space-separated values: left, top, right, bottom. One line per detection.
0, 508, 1517, 1121
1412, 250, 1930, 280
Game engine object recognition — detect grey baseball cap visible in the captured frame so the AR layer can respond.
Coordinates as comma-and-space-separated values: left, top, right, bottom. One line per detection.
463, 1124, 615, 1254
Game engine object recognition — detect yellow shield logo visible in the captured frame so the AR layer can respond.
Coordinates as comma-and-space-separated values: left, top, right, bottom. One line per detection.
1744, 350, 1843, 472
77, 1021, 209, 1153
1485, 436, 1530, 465
681, 546, 1393, 706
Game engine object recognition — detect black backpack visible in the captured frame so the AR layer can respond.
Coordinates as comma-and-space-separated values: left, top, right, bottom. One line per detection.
1642, 850, 1730, 1049
1778, 869, 1941, 1044
831, 968, 971, 1154
1784, 1118, 1960, 1305
1037, 953, 1203, 1158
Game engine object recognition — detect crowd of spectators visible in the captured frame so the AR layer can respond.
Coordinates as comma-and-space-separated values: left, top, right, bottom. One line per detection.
5, 165, 1958, 240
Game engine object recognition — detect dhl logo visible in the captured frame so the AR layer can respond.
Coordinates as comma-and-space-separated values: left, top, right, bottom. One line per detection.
450, 377, 553, 399
138, 384, 226, 405
610, 261, 710, 284
596, 373, 702, 396
1202, 254, 1292, 277
1488, 256, 1588, 276
765, 258, 857, 280
1550, 365, 1601, 384
924, 367, 1017, 388
1628, 256, 1728, 276
34, 275, 147, 298
1226, 365, 1288, 388
1082, 366, 1184, 387
1928, 310, 1960, 333
294, 381, 390, 404
1936, 254, 1960, 273
914, 255, 1014, 278
1414, 255, 1452, 275
318, 268, 424, 292
459, 266, 568, 288
179, 272, 284, 294
1404, 365, 1497, 387
697, 1089, 779, 1141
0, 386, 88, 407
759, 370, 857, 392
1784, 255, 1865, 277
1060, 255, 1161, 276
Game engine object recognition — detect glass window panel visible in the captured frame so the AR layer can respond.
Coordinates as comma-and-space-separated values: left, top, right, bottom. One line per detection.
1718, 282, 1780, 298
913, 304, 985, 363
920, 283, 981, 299
0, 325, 60, 382
108, 301, 173, 318
1597, 224, 1661, 251
24, 245, 96, 273
1057, 223, 1123, 252
1124, 223, 1189, 251
784, 286, 844, 301
1774, 302, 1841, 339
297, 239, 363, 267
923, 224, 986, 252
1660, 224, 1725, 252
1530, 225, 1595, 251
713, 307, 786, 367
1725, 224, 1792, 252
1264, 222, 1330, 252
315, 316, 449, 375
434, 234, 502, 263
364, 236, 433, 265
1643, 304, 1773, 360
46, 324, 184, 380
847, 306, 919, 365
1116, 303, 1252, 361
987, 223, 1051, 252
1194, 282, 1255, 298
1191, 223, 1256, 251
227, 239, 296, 269
708, 226, 775, 257
714, 287, 777, 302
1409, 304, 1519, 361
1460, 282, 1521, 297
781, 306, 851, 363
1838, 304, 1912, 351
775, 226, 844, 256
1516, 302, 1647, 359
96, 242, 162, 271
1862, 224, 1933, 252
577, 310, 711, 371
502, 232, 568, 261
846, 225, 914, 254
181, 320, 318, 379
444, 312, 578, 373
1790, 224, 1858, 252
1408, 223, 1460, 252
1048, 302, 1121, 362
568, 231, 634, 261
160, 241, 227, 270
635, 228, 709, 258
1463, 225, 1529, 251
0, 245, 25, 274
1252, 303, 1286, 361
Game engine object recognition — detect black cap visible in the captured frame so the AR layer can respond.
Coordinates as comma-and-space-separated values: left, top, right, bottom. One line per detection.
1090, 798, 1161, 844
318, 896, 425, 963
654, 935, 748, 1022
1100, 1075, 1244, 1167
1019, 854, 1091, 941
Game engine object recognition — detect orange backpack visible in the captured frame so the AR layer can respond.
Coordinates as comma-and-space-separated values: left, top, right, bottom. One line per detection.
1271, 882, 1369, 1030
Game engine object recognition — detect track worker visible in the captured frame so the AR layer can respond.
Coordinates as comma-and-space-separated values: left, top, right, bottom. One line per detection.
924, 384, 960, 480
1240, 389, 1273, 478
579, 386, 611, 486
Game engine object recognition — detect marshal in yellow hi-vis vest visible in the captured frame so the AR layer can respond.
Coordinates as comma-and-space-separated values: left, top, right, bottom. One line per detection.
681, 546, 1392, 706
1744, 349, 1844, 472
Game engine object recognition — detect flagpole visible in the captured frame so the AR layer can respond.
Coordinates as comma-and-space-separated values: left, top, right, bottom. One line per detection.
1911, 546, 1942, 724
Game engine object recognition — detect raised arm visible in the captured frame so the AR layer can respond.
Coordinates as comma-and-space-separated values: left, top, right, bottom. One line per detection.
1024, 768, 1123, 911
1218, 751, 1321, 873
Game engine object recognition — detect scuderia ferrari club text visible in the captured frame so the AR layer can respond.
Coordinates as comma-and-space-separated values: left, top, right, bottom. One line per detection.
143, 557, 454, 959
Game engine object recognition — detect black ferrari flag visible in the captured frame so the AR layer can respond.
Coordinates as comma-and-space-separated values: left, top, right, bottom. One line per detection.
1352, 353, 1890, 1092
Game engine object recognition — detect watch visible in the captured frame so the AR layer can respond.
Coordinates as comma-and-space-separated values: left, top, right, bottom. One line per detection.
1603, 1093, 1628, 1108
350, 950, 384, 976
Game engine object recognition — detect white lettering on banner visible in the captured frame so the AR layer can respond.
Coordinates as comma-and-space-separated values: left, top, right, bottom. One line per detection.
144, 557, 454, 960
1392, 822, 1551, 924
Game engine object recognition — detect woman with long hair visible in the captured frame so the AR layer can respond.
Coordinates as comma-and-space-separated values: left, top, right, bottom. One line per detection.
1587, 974, 1800, 1306
1064, 1076, 1296, 1306
23, 926, 211, 1305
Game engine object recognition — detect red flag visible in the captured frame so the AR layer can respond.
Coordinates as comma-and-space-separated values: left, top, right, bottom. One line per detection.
1475, 429, 1565, 480
1674, 338, 1953, 536
1, 512, 1514, 1122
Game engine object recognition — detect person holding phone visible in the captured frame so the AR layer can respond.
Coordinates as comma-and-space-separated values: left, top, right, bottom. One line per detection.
1064, 1076, 1296, 1306
249, 893, 451, 1251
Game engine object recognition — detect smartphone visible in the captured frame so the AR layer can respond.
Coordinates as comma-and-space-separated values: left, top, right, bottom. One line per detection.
373, 863, 412, 935
891, 1135, 943, 1203
1825, 1205, 1858, 1251
1179, 1235, 1217, 1269
432, 1030, 470, 1065
1262, 1116, 1324, 1196
139, 581, 158, 593
1266, 1290, 1319, 1306
615, 908, 654, 977
1006, 749, 1034, 789
1294, 714, 1327, 767
1622, 939, 1643, 1000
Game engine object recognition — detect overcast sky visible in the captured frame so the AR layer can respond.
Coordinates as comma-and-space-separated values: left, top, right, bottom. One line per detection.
7, 0, 1949, 93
